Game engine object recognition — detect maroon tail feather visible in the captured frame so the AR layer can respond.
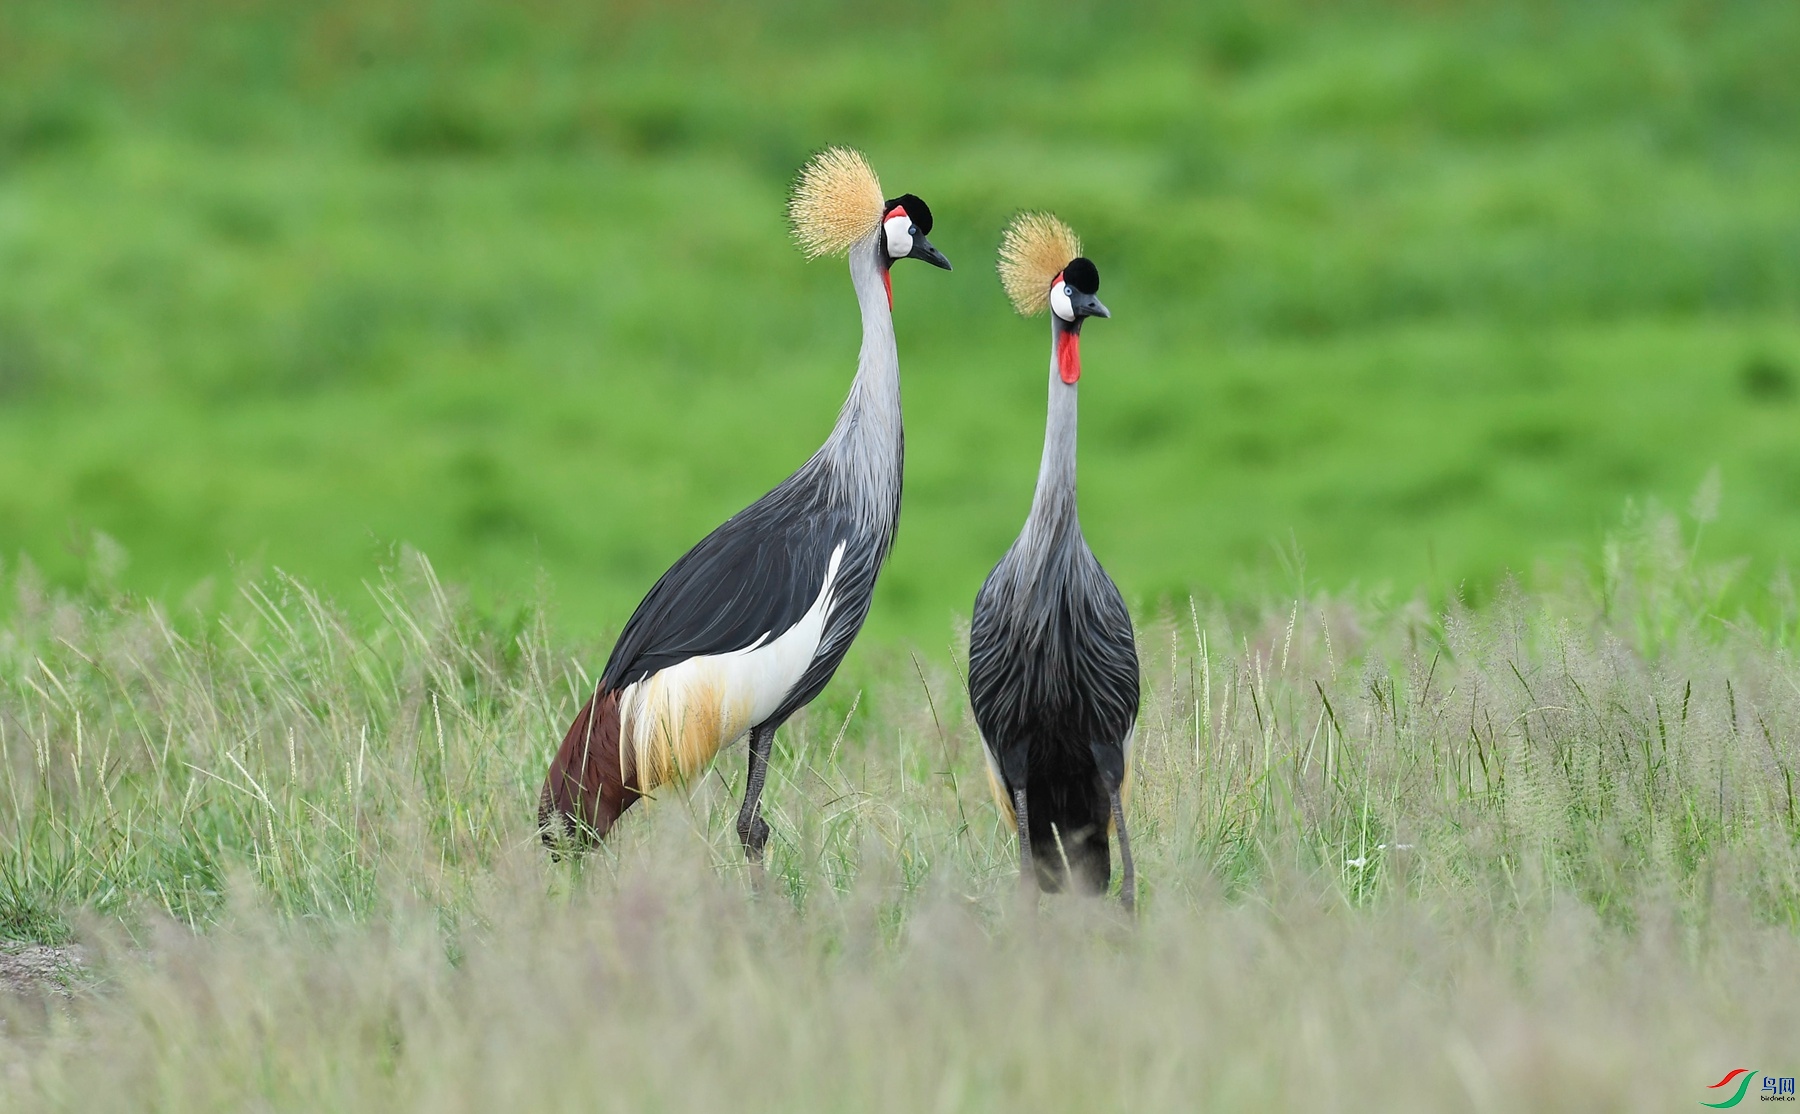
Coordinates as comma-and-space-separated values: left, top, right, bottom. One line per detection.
538, 688, 640, 848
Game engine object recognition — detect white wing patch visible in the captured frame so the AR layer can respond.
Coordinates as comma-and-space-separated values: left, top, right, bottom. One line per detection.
618, 543, 846, 793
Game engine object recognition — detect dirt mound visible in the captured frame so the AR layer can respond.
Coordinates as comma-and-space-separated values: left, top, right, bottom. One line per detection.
0, 943, 86, 999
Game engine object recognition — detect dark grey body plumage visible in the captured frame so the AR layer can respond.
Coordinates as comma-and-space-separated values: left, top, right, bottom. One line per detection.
969, 511, 1139, 892
968, 309, 1140, 898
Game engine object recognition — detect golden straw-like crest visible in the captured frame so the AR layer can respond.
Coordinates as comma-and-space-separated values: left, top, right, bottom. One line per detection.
997, 212, 1082, 316
788, 147, 885, 259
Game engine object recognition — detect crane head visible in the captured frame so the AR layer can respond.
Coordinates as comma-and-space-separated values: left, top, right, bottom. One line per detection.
998, 213, 1110, 385
997, 212, 1109, 324
1049, 257, 1109, 326
787, 148, 950, 296
1048, 257, 1107, 385
880, 194, 952, 271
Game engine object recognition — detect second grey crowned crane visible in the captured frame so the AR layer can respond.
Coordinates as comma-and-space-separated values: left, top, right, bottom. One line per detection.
968, 213, 1140, 910
539, 148, 951, 861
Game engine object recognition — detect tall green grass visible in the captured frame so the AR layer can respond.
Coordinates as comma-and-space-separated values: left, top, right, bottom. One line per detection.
4, 507, 1798, 941
1, 511, 1798, 1108
9, 855, 1800, 1111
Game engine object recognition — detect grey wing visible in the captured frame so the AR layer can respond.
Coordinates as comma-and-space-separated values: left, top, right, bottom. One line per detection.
1074, 559, 1140, 786
600, 482, 846, 693
967, 557, 1033, 788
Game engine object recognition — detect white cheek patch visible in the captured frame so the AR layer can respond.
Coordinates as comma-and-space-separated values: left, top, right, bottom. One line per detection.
884, 214, 913, 259
1049, 281, 1075, 322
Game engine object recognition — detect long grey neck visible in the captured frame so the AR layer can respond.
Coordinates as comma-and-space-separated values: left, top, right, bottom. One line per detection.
1023, 324, 1079, 543
816, 234, 902, 520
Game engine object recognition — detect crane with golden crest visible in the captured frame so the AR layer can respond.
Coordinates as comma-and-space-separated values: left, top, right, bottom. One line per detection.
968, 212, 1140, 910
539, 148, 952, 863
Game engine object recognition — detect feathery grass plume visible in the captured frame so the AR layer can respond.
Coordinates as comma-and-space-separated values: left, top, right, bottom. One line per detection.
998, 212, 1083, 315
788, 147, 885, 258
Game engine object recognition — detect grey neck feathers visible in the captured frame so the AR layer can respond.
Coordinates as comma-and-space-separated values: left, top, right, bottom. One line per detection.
1023, 326, 1080, 547
814, 232, 903, 523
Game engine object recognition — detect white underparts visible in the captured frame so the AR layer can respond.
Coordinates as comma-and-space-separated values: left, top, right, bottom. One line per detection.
618, 543, 847, 794
884, 214, 913, 260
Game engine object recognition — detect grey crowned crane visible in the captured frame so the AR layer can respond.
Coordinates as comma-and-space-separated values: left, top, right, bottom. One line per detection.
968, 213, 1140, 910
539, 148, 951, 859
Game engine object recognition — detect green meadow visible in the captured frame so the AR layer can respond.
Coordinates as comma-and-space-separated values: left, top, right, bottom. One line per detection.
3, 513, 1799, 1109
5, 2, 1800, 1109
4, 0, 1799, 644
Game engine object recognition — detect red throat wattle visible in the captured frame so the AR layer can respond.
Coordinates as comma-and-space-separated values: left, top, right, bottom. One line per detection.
1057, 329, 1081, 384
879, 204, 905, 310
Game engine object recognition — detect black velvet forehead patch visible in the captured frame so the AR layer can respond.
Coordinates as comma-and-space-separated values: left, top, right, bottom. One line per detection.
1064, 256, 1100, 295
884, 193, 933, 236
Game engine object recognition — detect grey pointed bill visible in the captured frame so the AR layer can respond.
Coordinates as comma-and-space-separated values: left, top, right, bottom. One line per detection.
908, 234, 952, 270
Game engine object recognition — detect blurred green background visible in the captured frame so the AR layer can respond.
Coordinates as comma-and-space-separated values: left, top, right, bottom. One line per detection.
2, 0, 1798, 645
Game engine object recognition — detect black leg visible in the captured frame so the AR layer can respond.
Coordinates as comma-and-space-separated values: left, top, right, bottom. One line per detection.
736, 724, 775, 865
1013, 787, 1035, 895
1110, 786, 1136, 916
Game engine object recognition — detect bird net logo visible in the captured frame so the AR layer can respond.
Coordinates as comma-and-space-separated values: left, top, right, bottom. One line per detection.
1703, 1069, 1797, 1106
